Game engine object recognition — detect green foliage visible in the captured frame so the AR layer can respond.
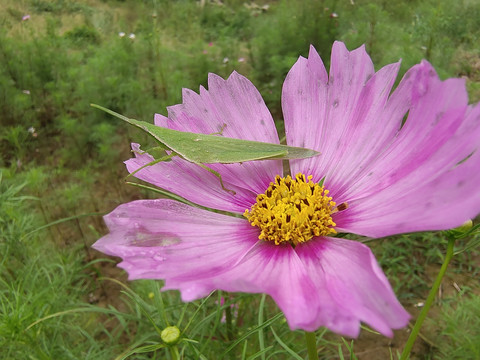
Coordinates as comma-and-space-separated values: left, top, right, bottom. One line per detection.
251, 0, 339, 112
0, 170, 114, 359
372, 233, 442, 298
0, 126, 32, 166
433, 295, 480, 359
412, 0, 480, 63
0, 170, 36, 260
373, 230, 478, 302
30, 0, 87, 14
199, 2, 252, 41
64, 25, 100, 45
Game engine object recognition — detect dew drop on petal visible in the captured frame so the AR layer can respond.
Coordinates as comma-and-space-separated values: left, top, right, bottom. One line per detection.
153, 254, 166, 262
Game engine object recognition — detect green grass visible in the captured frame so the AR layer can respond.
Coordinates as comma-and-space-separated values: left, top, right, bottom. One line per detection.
1, 0, 480, 359
433, 295, 480, 360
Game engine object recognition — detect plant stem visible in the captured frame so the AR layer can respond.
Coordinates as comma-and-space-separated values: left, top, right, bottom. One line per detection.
400, 237, 455, 360
225, 301, 233, 341
305, 331, 319, 360
258, 294, 266, 360
169, 345, 180, 360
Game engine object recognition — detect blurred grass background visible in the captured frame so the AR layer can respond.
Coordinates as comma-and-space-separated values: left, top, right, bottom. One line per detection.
1, 0, 480, 359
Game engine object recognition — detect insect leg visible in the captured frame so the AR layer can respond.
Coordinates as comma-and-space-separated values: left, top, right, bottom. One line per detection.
196, 163, 236, 195
126, 153, 177, 180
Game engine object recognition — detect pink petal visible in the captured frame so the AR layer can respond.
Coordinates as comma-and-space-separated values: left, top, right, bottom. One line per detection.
125, 143, 256, 213
94, 200, 408, 337
152, 72, 283, 195
297, 238, 410, 337
206, 240, 364, 335
283, 43, 480, 236
162, 236, 409, 337
339, 67, 480, 236
344, 62, 468, 200
163, 72, 279, 143
93, 199, 255, 283
283, 42, 402, 204
282, 45, 328, 176
343, 138, 480, 237
165, 238, 399, 337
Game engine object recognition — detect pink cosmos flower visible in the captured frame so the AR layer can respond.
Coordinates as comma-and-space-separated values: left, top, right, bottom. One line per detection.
94, 42, 480, 338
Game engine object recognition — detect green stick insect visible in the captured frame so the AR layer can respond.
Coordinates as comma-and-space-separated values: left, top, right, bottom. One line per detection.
91, 104, 320, 194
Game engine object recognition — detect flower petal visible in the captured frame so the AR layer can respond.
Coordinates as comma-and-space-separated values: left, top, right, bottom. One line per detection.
153, 72, 283, 195
283, 43, 480, 236
339, 65, 480, 236
343, 143, 480, 237
93, 199, 256, 284
283, 42, 402, 203
165, 236, 409, 337
344, 62, 469, 200
125, 143, 256, 213
296, 238, 410, 337
94, 200, 408, 337
158, 72, 278, 142
208, 240, 362, 336
125, 72, 285, 211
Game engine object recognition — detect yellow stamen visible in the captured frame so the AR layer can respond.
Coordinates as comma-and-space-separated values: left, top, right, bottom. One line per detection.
244, 173, 338, 246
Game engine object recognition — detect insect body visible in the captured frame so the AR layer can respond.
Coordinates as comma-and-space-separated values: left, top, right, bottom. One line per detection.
91, 104, 320, 194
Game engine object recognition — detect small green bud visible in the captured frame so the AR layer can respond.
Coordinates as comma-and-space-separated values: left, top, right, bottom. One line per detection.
161, 326, 180, 345
455, 219, 473, 233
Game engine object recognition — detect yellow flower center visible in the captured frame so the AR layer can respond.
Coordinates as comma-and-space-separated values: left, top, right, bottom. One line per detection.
244, 173, 339, 246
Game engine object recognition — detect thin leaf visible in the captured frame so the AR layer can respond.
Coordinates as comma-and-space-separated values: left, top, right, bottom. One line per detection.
221, 313, 284, 357
270, 327, 303, 360
21, 212, 107, 240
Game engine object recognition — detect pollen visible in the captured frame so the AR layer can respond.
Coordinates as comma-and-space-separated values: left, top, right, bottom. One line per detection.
244, 173, 338, 246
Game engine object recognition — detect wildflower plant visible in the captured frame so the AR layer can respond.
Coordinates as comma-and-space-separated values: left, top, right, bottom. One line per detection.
94, 42, 480, 357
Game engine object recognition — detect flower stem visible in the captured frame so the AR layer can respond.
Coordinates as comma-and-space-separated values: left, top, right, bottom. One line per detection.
400, 237, 455, 360
169, 345, 180, 360
305, 331, 319, 360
